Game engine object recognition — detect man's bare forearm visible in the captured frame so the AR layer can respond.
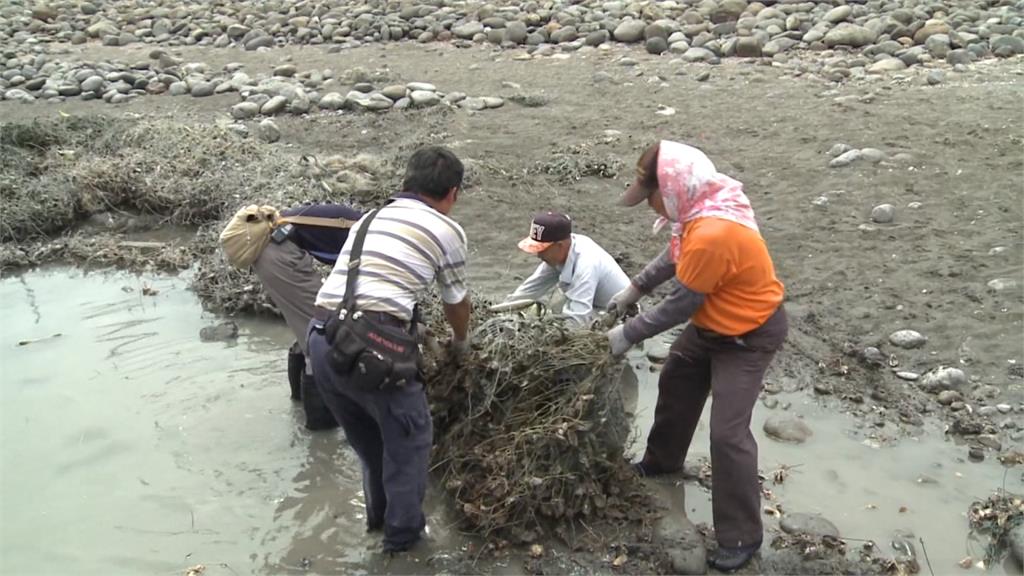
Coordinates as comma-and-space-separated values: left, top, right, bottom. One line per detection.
443, 296, 472, 341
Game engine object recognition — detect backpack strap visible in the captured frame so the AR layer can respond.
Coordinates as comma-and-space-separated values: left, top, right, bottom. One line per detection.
340, 208, 382, 315
337, 206, 419, 338
276, 215, 358, 229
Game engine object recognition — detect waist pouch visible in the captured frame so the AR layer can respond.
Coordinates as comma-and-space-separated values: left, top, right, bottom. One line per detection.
324, 310, 420, 392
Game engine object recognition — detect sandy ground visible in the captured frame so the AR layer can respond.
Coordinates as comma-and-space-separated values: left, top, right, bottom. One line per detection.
2, 39, 1023, 574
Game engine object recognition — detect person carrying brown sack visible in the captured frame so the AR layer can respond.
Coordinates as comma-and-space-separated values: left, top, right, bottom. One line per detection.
604, 140, 788, 572
220, 202, 363, 431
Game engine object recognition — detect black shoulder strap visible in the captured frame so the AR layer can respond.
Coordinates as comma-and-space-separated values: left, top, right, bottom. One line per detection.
341, 208, 382, 314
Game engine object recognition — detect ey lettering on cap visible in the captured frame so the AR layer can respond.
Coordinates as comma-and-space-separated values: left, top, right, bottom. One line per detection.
517, 212, 572, 254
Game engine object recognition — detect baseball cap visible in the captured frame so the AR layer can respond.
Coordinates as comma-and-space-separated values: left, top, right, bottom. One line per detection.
517, 212, 572, 254
619, 142, 661, 206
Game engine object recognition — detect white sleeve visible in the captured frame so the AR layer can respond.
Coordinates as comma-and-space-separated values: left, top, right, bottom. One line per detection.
560, 263, 599, 328
506, 262, 558, 302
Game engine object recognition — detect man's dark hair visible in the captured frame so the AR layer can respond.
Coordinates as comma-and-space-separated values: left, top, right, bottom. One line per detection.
402, 146, 464, 200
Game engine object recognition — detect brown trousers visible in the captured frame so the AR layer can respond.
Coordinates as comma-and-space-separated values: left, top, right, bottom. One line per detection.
252, 240, 323, 371
641, 306, 788, 548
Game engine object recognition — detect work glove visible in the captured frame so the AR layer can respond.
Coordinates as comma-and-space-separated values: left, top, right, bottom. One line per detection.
606, 325, 633, 357
607, 284, 643, 317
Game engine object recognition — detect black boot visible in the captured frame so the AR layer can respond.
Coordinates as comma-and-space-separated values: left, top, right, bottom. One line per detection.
708, 542, 761, 572
302, 373, 338, 431
287, 343, 304, 401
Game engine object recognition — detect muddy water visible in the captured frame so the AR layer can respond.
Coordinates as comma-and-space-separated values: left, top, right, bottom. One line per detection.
1, 269, 1018, 575
627, 336, 1021, 575
0, 269, 471, 576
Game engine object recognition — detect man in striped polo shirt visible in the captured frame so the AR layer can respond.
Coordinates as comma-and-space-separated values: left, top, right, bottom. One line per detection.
307, 146, 471, 553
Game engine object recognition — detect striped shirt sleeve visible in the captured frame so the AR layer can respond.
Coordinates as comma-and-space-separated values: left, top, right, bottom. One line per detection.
436, 233, 468, 304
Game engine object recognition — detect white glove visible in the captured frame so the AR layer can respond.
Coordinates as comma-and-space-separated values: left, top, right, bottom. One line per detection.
607, 284, 643, 316
606, 325, 633, 357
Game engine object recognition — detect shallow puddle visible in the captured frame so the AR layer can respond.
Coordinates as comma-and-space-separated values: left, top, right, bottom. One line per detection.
627, 340, 1021, 575
1, 269, 1018, 575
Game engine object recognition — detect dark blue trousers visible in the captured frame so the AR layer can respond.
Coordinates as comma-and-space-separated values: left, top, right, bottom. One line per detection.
307, 322, 432, 552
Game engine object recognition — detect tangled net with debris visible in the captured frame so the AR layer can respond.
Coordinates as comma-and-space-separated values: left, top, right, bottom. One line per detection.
0, 116, 404, 313
422, 307, 652, 543
529, 141, 623, 184
968, 489, 1024, 566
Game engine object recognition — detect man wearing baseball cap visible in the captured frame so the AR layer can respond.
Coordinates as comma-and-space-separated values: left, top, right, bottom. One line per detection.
497, 211, 629, 327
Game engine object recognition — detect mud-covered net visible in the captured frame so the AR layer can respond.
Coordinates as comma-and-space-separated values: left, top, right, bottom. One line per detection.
423, 306, 652, 543
0, 116, 418, 313
968, 489, 1023, 566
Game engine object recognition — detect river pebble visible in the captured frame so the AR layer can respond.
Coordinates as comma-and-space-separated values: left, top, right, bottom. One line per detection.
257, 118, 280, 143
871, 204, 896, 224
764, 416, 813, 443
987, 278, 1019, 292
780, 513, 840, 538
919, 367, 967, 393
199, 321, 239, 342
889, 329, 927, 349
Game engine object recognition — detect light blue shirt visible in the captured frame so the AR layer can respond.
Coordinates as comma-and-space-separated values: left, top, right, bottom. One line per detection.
506, 234, 630, 327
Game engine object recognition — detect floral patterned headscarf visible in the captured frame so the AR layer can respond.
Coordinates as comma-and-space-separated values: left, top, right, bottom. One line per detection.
653, 141, 759, 242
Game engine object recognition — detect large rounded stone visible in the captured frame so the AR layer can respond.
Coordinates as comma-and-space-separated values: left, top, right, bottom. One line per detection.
713, 0, 748, 23
763, 37, 798, 56
646, 37, 669, 54
682, 47, 719, 63
453, 22, 484, 39
823, 5, 852, 24
781, 513, 840, 538
614, 20, 646, 43
585, 30, 610, 46
230, 101, 260, 119
735, 36, 763, 57
992, 35, 1024, 57
871, 204, 897, 223
919, 367, 968, 393
824, 24, 877, 48
506, 21, 528, 44
190, 82, 216, 97
645, 23, 670, 40
946, 49, 974, 66
764, 416, 813, 443
318, 92, 346, 110
81, 76, 104, 92
260, 95, 288, 115
381, 85, 407, 101
913, 20, 951, 45
889, 329, 926, 349
867, 58, 908, 73
551, 27, 578, 44
925, 34, 951, 58
273, 64, 297, 78
410, 90, 440, 107
245, 35, 275, 50
257, 119, 281, 143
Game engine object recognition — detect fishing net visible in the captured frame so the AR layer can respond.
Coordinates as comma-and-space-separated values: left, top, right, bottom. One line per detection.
422, 304, 654, 543
968, 489, 1024, 566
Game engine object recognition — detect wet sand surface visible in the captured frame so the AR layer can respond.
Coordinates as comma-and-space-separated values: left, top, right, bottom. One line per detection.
1, 268, 1018, 574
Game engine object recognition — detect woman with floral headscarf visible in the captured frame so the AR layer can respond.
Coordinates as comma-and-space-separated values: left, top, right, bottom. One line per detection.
606, 140, 787, 572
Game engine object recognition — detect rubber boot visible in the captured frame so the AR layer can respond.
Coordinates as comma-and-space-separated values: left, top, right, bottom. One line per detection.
302, 373, 338, 431
287, 343, 304, 401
